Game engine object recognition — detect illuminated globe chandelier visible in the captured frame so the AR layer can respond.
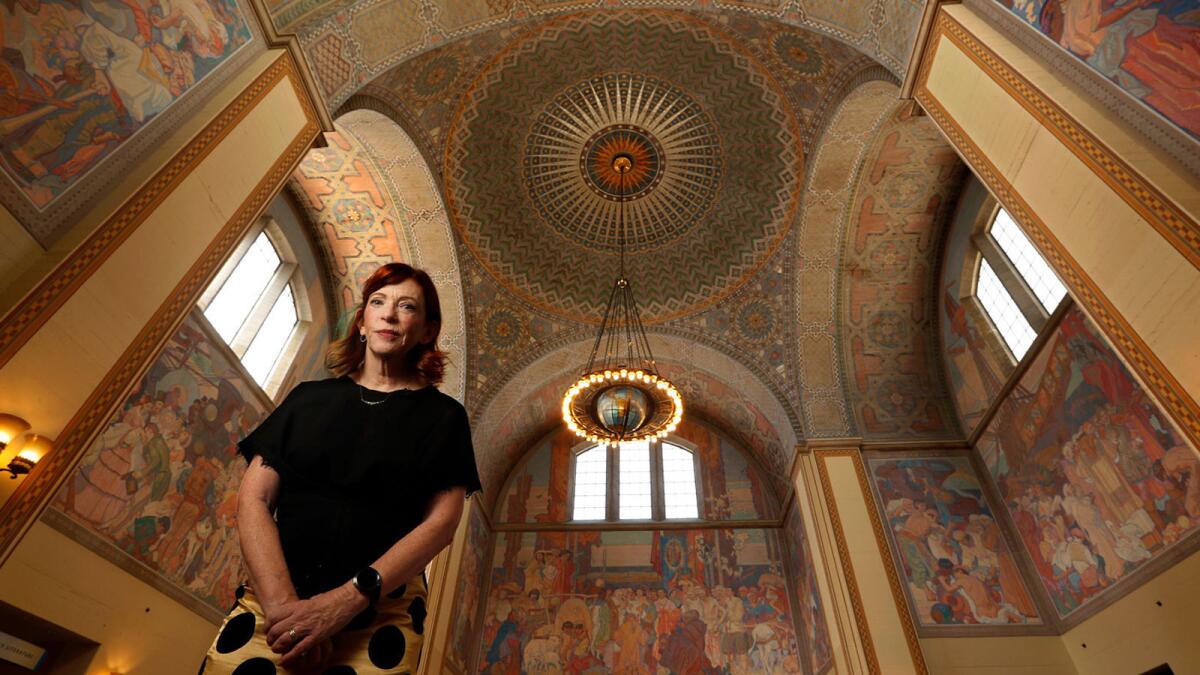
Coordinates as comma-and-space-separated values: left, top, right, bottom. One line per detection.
562, 153, 683, 445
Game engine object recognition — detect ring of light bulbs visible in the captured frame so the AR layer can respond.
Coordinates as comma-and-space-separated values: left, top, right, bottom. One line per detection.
562, 367, 683, 445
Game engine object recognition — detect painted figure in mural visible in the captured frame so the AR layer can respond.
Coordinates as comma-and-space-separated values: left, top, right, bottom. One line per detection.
200, 263, 482, 674
479, 529, 805, 675
983, 309, 1200, 616
0, 0, 251, 206
871, 457, 1041, 627
1000, 0, 1200, 139
55, 316, 259, 612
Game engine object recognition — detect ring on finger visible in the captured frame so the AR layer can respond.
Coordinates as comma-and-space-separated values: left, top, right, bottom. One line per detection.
288, 628, 298, 641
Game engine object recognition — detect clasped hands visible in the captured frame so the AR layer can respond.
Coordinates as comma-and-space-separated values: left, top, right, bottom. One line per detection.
264, 585, 369, 671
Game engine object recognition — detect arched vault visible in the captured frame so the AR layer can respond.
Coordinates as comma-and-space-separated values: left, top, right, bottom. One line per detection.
472, 334, 797, 508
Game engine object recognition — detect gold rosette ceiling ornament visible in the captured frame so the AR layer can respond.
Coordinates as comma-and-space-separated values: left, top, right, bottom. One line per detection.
562, 152, 684, 445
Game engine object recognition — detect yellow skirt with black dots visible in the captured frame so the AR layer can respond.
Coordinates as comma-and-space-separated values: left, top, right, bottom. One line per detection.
200, 575, 427, 675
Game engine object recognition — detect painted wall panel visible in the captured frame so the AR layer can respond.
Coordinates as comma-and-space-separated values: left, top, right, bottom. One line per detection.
868, 454, 1042, 629
979, 306, 1200, 619
478, 527, 802, 674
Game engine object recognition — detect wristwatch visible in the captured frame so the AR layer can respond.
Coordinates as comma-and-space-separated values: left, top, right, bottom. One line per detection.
352, 567, 382, 606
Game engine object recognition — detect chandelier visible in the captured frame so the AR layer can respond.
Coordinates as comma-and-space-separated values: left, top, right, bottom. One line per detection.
561, 154, 684, 444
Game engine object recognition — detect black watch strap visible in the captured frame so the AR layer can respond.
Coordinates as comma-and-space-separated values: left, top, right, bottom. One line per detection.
352, 567, 382, 605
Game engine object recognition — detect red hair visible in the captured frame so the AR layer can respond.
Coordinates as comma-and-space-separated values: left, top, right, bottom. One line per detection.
325, 263, 446, 384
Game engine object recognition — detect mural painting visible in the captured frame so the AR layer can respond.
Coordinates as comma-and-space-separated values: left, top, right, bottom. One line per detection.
449, 499, 492, 672
782, 499, 833, 673
868, 455, 1042, 628
996, 0, 1200, 140
478, 528, 803, 674
49, 309, 267, 617
496, 419, 778, 525
939, 179, 1012, 436
979, 307, 1200, 617
0, 0, 252, 209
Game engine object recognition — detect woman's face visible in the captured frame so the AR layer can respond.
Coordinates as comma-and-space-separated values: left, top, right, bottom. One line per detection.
359, 279, 434, 360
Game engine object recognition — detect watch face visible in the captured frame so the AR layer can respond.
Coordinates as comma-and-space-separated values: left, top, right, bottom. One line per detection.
357, 568, 382, 593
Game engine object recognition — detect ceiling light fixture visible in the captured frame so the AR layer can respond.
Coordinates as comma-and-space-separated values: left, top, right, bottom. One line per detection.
562, 154, 683, 445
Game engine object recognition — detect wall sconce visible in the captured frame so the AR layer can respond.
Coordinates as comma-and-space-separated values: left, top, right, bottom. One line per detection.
0, 414, 50, 479
0, 413, 30, 450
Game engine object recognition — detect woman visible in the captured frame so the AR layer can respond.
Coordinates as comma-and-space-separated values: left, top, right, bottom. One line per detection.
201, 263, 481, 673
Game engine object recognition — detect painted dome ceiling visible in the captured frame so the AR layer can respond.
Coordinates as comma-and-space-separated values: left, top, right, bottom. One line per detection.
305, 8, 967, 495
441, 12, 847, 323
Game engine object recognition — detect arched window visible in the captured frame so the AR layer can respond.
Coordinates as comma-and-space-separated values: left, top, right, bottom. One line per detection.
972, 206, 1067, 360
198, 219, 309, 396
570, 438, 701, 522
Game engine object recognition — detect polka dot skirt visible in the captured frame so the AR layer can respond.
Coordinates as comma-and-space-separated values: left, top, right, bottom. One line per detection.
199, 576, 426, 674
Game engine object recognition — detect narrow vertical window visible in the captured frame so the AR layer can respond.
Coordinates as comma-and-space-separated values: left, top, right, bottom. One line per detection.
661, 442, 698, 519
977, 259, 1037, 358
990, 209, 1067, 312
572, 445, 608, 520
204, 232, 280, 342
618, 440, 652, 520
241, 285, 299, 385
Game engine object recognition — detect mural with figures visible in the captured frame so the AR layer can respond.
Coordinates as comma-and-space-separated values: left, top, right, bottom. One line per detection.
478, 528, 805, 674
449, 500, 492, 673
979, 307, 1200, 617
940, 179, 1013, 436
0, 0, 252, 209
49, 309, 266, 617
782, 499, 833, 672
996, 0, 1200, 140
868, 454, 1043, 628
497, 419, 779, 525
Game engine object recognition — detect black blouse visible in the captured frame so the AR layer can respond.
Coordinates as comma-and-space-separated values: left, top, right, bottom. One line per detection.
238, 376, 481, 598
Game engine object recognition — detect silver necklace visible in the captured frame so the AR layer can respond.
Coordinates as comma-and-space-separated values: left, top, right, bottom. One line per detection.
358, 385, 393, 406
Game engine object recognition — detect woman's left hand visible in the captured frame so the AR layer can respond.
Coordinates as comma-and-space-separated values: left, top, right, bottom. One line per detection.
265, 585, 368, 667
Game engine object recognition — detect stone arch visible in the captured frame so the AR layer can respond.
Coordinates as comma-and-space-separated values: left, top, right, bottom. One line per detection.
284, 1, 926, 110
472, 333, 796, 507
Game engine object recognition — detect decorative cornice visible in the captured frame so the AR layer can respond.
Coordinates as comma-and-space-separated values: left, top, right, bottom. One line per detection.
0, 54, 311, 370
914, 13, 1200, 454
929, 10, 1200, 269
246, 0, 334, 132
962, 0, 1200, 176
0, 54, 321, 566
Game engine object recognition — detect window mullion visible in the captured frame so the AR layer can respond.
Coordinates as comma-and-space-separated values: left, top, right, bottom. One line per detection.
975, 234, 1048, 331
650, 440, 665, 521
230, 262, 296, 356
607, 443, 619, 522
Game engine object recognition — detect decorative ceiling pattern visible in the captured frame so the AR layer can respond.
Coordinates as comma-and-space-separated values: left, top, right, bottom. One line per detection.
303, 7, 971, 495
793, 78, 900, 438
274, 0, 926, 111
838, 106, 964, 439
524, 73, 722, 253
444, 11, 804, 324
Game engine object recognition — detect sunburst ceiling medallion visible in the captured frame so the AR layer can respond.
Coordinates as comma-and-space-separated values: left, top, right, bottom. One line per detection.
525, 72, 721, 253
444, 11, 804, 323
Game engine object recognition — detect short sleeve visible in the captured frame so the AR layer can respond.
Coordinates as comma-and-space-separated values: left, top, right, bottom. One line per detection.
238, 382, 304, 468
429, 401, 482, 497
